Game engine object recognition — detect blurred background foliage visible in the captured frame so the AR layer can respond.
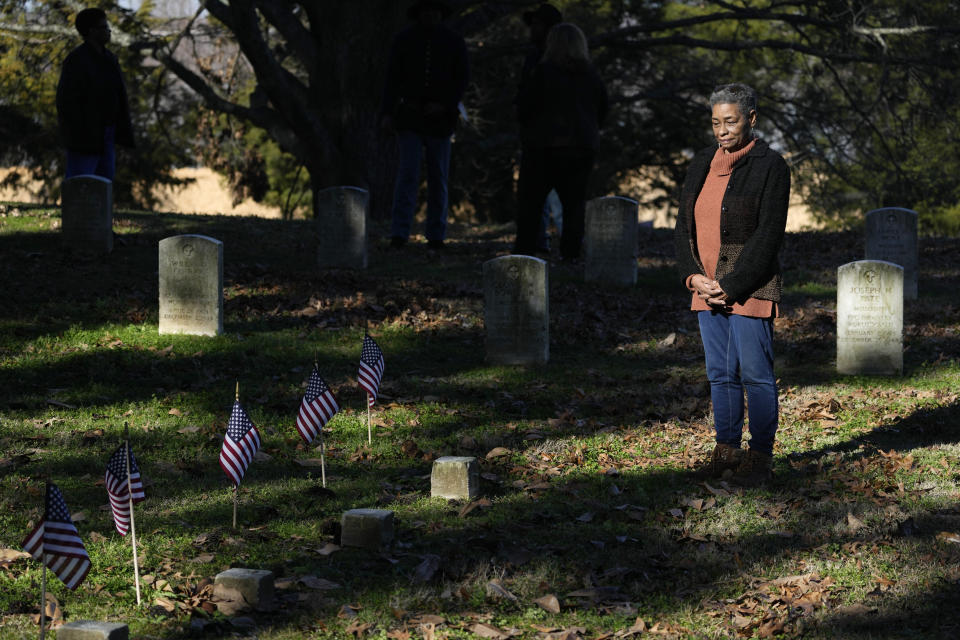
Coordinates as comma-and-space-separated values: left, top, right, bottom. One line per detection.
0, 0, 958, 230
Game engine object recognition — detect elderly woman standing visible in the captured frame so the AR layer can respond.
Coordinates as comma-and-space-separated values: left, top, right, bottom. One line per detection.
674, 83, 790, 486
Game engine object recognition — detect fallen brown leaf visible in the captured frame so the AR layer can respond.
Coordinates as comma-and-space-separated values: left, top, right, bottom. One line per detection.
936, 531, 960, 544
847, 512, 866, 532
485, 447, 512, 460
486, 579, 518, 602
471, 622, 507, 639
0, 548, 31, 563
32, 593, 62, 628
459, 498, 492, 518
533, 594, 561, 614
153, 597, 178, 613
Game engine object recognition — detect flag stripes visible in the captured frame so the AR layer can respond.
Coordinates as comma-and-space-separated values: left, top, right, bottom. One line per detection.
104, 444, 145, 536
297, 367, 340, 444
21, 484, 90, 590
358, 335, 385, 408
219, 401, 261, 486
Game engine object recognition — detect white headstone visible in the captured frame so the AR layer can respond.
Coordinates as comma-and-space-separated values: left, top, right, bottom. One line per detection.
158, 234, 223, 336
483, 255, 549, 365
584, 196, 638, 286
865, 207, 918, 299
316, 186, 368, 269
837, 260, 903, 375
61, 175, 112, 254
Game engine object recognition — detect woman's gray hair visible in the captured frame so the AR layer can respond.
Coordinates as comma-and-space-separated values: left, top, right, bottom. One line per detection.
709, 83, 758, 118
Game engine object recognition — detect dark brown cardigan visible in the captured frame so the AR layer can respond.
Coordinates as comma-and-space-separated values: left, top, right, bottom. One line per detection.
674, 138, 790, 304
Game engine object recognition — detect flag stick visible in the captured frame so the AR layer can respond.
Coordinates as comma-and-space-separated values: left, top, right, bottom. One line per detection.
319, 428, 327, 488
366, 397, 372, 444
233, 381, 239, 528
123, 425, 142, 606
314, 354, 327, 488
39, 551, 46, 640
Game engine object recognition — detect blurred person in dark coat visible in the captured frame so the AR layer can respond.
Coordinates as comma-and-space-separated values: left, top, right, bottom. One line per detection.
381, 0, 469, 250
516, 22, 607, 261
57, 7, 134, 180
516, 3, 564, 253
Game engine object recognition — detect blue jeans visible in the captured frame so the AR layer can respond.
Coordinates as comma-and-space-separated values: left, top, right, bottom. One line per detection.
65, 126, 116, 180
698, 310, 778, 456
390, 130, 451, 243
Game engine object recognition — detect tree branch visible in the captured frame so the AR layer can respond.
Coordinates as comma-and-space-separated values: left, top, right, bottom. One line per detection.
600, 34, 959, 69
257, 0, 318, 64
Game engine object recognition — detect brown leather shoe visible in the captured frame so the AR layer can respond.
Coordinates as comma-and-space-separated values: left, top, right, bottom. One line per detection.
696, 443, 744, 479
731, 449, 773, 487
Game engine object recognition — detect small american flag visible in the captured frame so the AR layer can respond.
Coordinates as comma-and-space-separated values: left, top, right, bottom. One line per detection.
21, 484, 91, 590
104, 443, 146, 536
297, 367, 340, 445
219, 401, 261, 486
358, 334, 385, 408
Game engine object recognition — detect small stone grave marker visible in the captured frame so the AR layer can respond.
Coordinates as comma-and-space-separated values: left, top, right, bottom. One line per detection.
341, 508, 394, 550
316, 186, 368, 269
431, 456, 480, 500
61, 175, 113, 254
584, 196, 638, 286
865, 207, 918, 299
158, 234, 223, 336
56, 621, 128, 640
214, 568, 275, 611
836, 260, 903, 375
482, 255, 549, 365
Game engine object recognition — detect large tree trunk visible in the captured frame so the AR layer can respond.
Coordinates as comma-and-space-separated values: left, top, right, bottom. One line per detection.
309, 0, 407, 219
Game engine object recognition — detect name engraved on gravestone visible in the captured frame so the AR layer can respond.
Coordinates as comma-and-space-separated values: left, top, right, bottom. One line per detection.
316, 186, 368, 269
584, 196, 638, 286
61, 175, 113, 254
836, 260, 903, 375
483, 255, 548, 365
159, 235, 223, 336
865, 207, 917, 300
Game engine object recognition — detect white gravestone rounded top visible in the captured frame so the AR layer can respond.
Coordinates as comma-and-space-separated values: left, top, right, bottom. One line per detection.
158, 234, 223, 336
837, 259, 903, 376
316, 186, 368, 269
483, 255, 549, 365
584, 196, 638, 286
865, 207, 917, 300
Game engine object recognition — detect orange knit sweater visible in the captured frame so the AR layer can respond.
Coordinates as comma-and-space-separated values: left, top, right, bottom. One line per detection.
689, 140, 776, 318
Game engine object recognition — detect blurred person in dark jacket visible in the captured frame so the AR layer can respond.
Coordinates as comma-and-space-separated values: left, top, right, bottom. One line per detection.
381, 0, 469, 250
517, 3, 564, 253
57, 7, 134, 180
516, 22, 607, 261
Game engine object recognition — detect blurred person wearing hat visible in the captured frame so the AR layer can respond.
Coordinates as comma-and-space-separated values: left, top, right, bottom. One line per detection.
381, 0, 470, 250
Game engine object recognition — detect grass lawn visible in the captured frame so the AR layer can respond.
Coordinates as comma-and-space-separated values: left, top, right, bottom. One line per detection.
0, 202, 958, 639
